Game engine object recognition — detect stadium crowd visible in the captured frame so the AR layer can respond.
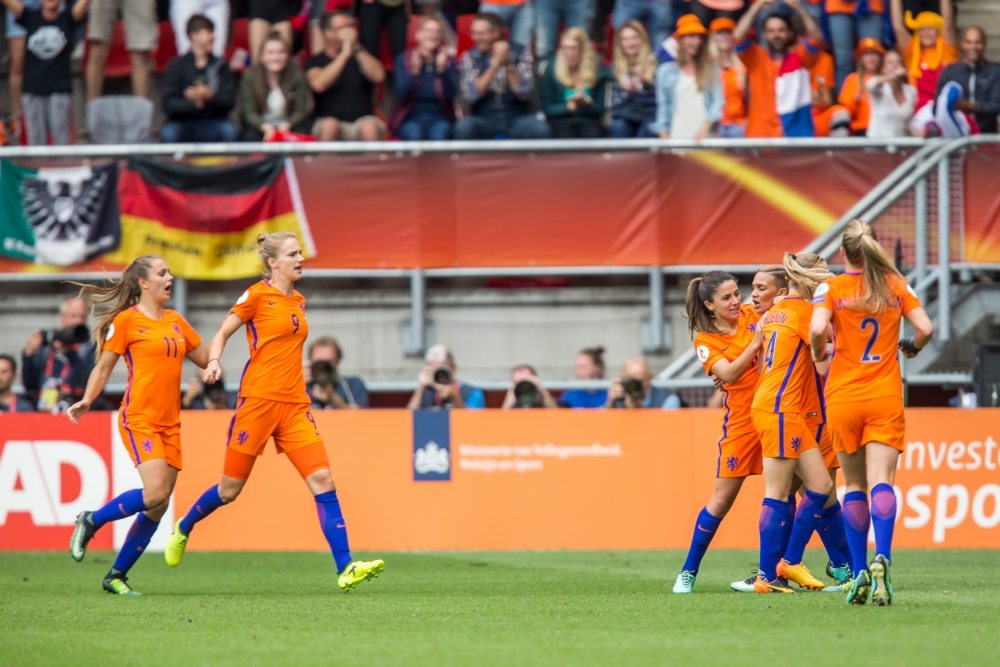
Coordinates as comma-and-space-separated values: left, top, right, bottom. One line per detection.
0, 0, 997, 144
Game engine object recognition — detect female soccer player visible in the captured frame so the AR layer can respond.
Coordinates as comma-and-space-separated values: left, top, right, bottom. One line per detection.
811, 220, 933, 606
67, 255, 208, 595
673, 270, 763, 593
750, 253, 848, 594
164, 232, 384, 591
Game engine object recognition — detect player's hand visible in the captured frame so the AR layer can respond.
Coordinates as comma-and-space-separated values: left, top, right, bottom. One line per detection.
203, 359, 222, 384
66, 400, 91, 424
711, 374, 725, 390
898, 338, 922, 358
812, 342, 831, 363
749, 322, 764, 350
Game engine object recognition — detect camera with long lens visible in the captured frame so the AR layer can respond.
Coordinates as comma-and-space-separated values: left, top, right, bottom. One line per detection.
43, 324, 90, 347
622, 377, 645, 401
310, 360, 337, 386
433, 366, 453, 386
513, 380, 539, 408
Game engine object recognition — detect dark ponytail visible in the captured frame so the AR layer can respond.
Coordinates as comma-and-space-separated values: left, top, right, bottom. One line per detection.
685, 270, 736, 338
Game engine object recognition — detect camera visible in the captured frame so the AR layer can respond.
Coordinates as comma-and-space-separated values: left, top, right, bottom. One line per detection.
311, 360, 337, 386
43, 325, 90, 347
513, 380, 538, 408
622, 377, 645, 401
433, 366, 453, 386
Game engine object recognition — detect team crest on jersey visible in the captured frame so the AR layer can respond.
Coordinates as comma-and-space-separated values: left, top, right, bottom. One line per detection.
790, 437, 801, 453
237, 430, 249, 445
172, 324, 182, 335
726, 456, 738, 472
748, 322, 756, 333
696, 345, 710, 363
142, 439, 153, 453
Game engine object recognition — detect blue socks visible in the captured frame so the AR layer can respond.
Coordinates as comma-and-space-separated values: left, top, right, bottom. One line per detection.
681, 507, 723, 573
783, 490, 829, 565
315, 490, 352, 572
780, 495, 797, 553
870, 483, 897, 561
179, 484, 225, 536
758, 498, 790, 582
842, 490, 871, 577
92, 488, 147, 528
111, 512, 160, 574
817, 500, 851, 565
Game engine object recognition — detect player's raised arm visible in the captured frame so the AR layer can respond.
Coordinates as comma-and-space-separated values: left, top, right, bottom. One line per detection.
203, 313, 244, 383
66, 349, 119, 423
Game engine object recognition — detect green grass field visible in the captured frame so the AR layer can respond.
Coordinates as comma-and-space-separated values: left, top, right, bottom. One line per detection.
1, 549, 996, 667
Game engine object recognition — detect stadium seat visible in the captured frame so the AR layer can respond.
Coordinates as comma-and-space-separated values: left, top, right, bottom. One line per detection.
456, 14, 475, 58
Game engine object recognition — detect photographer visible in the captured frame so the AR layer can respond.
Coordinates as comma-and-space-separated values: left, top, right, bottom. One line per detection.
501, 364, 558, 410
560, 345, 608, 409
182, 373, 236, 410
407, 343, 485, 410
21, 296, 96, 413
306, 336, 369, 409
606, 357, 682, 410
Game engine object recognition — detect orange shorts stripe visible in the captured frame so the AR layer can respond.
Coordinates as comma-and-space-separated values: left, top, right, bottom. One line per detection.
810, 421, 840, 470
752, 409, 817, 460
826, 396, 906, 454
716, 427, 762, 478
118, 417, 181, 469
226, 396, 323, 457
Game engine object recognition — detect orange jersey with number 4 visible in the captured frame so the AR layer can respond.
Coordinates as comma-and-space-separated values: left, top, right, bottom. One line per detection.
695, 304, 761, 429
813, 272, 921, 403
231, 279, 311, 404
104, 307, 202, 427
753, 297, 815, 414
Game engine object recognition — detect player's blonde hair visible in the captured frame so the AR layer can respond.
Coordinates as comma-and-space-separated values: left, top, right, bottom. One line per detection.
257, 231, 298, 277
685, 270, 736, 338
841, 219, 901, 313
783, 252, 834, 300
68, 255, 160, 357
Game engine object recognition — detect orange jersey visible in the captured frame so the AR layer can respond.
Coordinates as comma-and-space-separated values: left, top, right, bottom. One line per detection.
803, 366, 827, 426
825, 0, 884, 15
838, 72, 872, 132
695, 304, 761, 429
753, 297, 815, 414
105, 307, 202, 427
737, 39, 822, 138
813, 272, 921, 403
720, 64, 747, 126
230, 280, 311, 404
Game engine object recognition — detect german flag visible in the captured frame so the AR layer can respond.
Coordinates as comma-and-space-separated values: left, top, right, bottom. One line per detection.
107, 157, 314, 280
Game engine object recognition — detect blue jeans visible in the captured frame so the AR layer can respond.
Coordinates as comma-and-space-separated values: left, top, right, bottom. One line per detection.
609, 117, 655, 138
612, 0, 673, 48
480, 2, 535, 50
828, 12, 883, 92
719, 123, 745, 139
454, 114, 552, 139
160, 119, 239, 143
399, 115, 454, 141
534, 0, 595, 60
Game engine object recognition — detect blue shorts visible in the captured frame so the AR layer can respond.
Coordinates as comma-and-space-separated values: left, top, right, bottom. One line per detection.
5, 0, 41, 40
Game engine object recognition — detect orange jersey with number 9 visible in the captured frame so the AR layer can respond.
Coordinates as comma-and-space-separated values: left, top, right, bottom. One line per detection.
813, 272, 921, 403
230, 279, 310, 404
753, 297, 814, 414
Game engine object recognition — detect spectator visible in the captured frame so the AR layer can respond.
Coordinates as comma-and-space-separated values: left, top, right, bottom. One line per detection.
21, 296, 95, 413
390, 15, 457, 140
248, 0, 294, 65
810, 44, 851, 136
170, 0, 229, 58
540, 27, 610, 138
936, 27, 1000, 134
826, 0, 885, 91
0, 353, 34, 413
501, 364, 558, 409
653, 14, 721, 139
358, 0, 407, 64
160, 14, 239, 143
710, 17, 747, 138
687, 0, 743, 27
889, 0, 956, 113
85, 0, 156, 101
238, 32, 313, 141
406, 343, 485, 410
613, 0, 673, 48
606, 356, 681, 409
609, 20, 658, 138
182, 374, 237, 409
306, 10, 387, 141
535, 0, 595, 62
2, 0, 40, 143
454, 13, 550, 140
479, 0, 534, 50
306, 336, 370, 409
733, 0, 824, 138
560, 346, 609, 408
837, 37, 885, 135
866, 49, 917, 136
1, 0, 89, 146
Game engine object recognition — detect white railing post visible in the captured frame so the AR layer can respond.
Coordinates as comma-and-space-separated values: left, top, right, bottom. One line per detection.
937, 157, 951, 343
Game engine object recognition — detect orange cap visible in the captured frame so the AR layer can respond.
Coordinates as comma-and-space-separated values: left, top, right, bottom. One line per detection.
674, 14, 708, 39
854, 37, 886, 59
709, 17, 736, 33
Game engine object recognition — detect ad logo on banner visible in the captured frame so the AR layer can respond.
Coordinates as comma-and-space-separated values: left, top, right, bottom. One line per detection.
413, 411, 451, 481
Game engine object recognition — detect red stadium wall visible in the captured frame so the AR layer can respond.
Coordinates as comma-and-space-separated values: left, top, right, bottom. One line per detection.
2, 410, 998, 551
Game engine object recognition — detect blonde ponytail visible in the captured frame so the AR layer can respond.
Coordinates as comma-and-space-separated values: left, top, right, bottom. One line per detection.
842, 219, 900, 312
783, 252, 834, 300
